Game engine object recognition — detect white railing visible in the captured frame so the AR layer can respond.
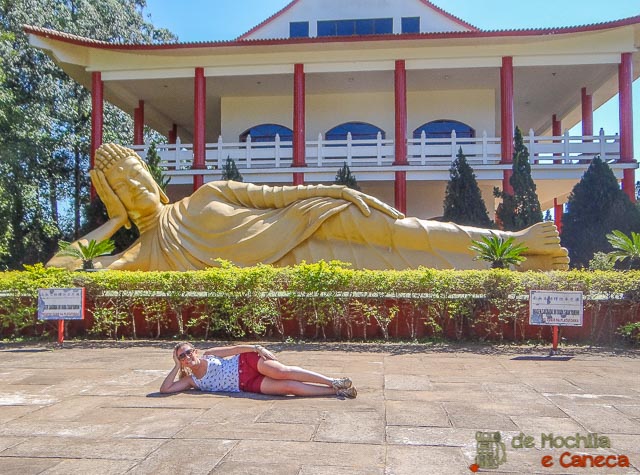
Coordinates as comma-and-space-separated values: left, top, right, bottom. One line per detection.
130, 128, 620, 173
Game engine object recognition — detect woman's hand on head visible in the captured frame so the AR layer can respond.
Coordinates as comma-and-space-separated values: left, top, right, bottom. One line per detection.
90, 169, 132, 229
172, 348, 182, 367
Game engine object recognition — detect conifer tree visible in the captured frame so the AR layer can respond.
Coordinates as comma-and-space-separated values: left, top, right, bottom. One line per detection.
443, 148, 492, 227
144, 142, 171, 192
334, 162, 360, 190
561, 156, 640, 268
221, 157, 243, 182
494, 126, 543, 231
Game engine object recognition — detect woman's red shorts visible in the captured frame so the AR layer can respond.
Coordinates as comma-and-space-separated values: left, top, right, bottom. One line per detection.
238, 352, 265, 394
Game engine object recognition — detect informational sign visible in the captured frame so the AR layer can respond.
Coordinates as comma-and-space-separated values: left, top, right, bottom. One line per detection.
529, 290, 583, 327
38, 288, 85, 320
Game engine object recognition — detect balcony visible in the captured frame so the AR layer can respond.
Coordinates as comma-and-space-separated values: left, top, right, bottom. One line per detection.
130, 129, 624, 184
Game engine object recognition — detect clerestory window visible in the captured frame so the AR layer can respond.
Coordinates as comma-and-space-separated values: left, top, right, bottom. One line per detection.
290, 21, 309, 38
317, 18, 393, 37
401, 17, 420, 34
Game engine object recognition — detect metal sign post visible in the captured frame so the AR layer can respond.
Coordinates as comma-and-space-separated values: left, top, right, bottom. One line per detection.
37, 288, 85, 345
529, 290, 583, 356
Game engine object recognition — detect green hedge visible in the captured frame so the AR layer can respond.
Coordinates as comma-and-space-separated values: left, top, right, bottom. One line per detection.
1, 262, 639, 342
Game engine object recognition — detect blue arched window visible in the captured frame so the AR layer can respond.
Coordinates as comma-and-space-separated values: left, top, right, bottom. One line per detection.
413, 120, 475, 139
325, 122, 385, 141
239, 124, 293, 143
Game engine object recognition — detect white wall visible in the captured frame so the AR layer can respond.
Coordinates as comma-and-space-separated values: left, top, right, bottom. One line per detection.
408, 89, 496, 137
222, 96, 293, 141
222, 89, 495, 141
243, 0, 473, 39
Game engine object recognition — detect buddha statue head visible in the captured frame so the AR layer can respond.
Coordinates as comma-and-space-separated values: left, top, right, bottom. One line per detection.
93, 143, 170, 218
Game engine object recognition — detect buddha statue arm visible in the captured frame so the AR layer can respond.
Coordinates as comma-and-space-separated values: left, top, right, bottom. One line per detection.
219, 181, 405, 219
45, 170, 130, 270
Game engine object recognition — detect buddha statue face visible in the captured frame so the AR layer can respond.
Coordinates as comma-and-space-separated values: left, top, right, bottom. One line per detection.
93, 143, 169, 223
103, 156, 163, 219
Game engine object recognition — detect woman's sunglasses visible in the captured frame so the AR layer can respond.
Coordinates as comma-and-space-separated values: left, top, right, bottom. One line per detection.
177, 348, 195, 360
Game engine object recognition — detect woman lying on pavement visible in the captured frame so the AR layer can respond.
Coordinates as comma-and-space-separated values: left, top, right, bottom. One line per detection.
159, 342, 357, 398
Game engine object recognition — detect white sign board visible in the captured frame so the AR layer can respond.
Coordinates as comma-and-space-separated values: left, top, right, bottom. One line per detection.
529, 290, 583, 327
38, 288, 85, 320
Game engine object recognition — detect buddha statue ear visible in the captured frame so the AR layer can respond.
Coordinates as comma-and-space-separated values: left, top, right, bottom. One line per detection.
159, 188, 170, 204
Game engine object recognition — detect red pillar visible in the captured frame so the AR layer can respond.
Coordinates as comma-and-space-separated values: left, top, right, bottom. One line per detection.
394, 60, 407, 165
293, 63, 306, 185
168, 124, 177, 144
90, 72, 103, 199
581, 87, 593, 137
500, 57, 514, 195
134, 100, 144, 145
619, 53, 636, 202
554, 198, 563, 235
552, 114, 562, 164
394, 60, 408, 214
193, 67, 206, 191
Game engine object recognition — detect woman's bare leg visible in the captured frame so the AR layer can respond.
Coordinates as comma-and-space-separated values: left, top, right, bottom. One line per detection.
257, 358, 335, 386
259, 377, 337, 397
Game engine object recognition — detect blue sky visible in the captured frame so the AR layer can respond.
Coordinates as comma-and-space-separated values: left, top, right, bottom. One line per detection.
144, 0, 639, 175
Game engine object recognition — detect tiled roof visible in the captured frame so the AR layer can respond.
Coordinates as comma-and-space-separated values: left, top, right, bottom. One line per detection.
23, 15, 640, 51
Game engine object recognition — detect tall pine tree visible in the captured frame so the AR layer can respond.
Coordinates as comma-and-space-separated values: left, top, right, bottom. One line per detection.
494, 126, 543, 231
442, 148, 492, 227
561, 156, 640, 268
334, 162, 360, 190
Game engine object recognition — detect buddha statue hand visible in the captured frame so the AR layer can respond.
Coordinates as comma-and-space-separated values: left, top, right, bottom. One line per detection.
90, 168, 132, 230
339, 187, 405, 219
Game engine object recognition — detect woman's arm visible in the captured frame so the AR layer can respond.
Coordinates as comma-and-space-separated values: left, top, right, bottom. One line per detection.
203, 344, 277, 360
159, 352, 196, 393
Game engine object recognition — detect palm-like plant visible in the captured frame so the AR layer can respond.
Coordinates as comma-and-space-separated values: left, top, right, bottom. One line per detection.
58, 239, 115, 270
606, 230, 640, 270
469, 234, 528, 269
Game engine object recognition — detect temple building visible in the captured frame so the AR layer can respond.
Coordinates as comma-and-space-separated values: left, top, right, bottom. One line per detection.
25, 0, 639, 223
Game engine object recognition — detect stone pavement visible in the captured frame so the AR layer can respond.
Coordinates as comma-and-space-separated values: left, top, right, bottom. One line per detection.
0, 341, 638, 475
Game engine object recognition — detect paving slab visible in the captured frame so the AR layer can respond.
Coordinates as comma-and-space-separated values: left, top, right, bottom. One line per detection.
0, 341, 638, 473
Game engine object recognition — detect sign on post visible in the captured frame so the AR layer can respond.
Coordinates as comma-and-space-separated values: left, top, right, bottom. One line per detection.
529, 290, 583, 327
38, 288, 85, 344
530, 290, 583, 355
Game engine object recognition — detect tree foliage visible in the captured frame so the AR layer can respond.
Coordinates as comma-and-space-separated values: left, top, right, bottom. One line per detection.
443, 148, 492, 227
145, 142, 171, 191
221, 157, 244, 182
606, 230, 640, 270
58, 238, 115, 270
561, 156, 640, 268
0, 0, 175, 269
494, 127, 543, 231
334, 162, 360, 190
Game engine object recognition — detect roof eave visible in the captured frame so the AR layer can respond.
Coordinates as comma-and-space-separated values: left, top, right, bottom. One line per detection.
23, 16, 640, 53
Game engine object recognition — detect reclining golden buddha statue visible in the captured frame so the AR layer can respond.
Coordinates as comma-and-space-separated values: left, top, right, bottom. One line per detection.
46, 143, 569, 272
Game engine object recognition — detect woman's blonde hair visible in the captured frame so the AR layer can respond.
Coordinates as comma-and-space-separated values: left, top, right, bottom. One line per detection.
174, 342, 195, 380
